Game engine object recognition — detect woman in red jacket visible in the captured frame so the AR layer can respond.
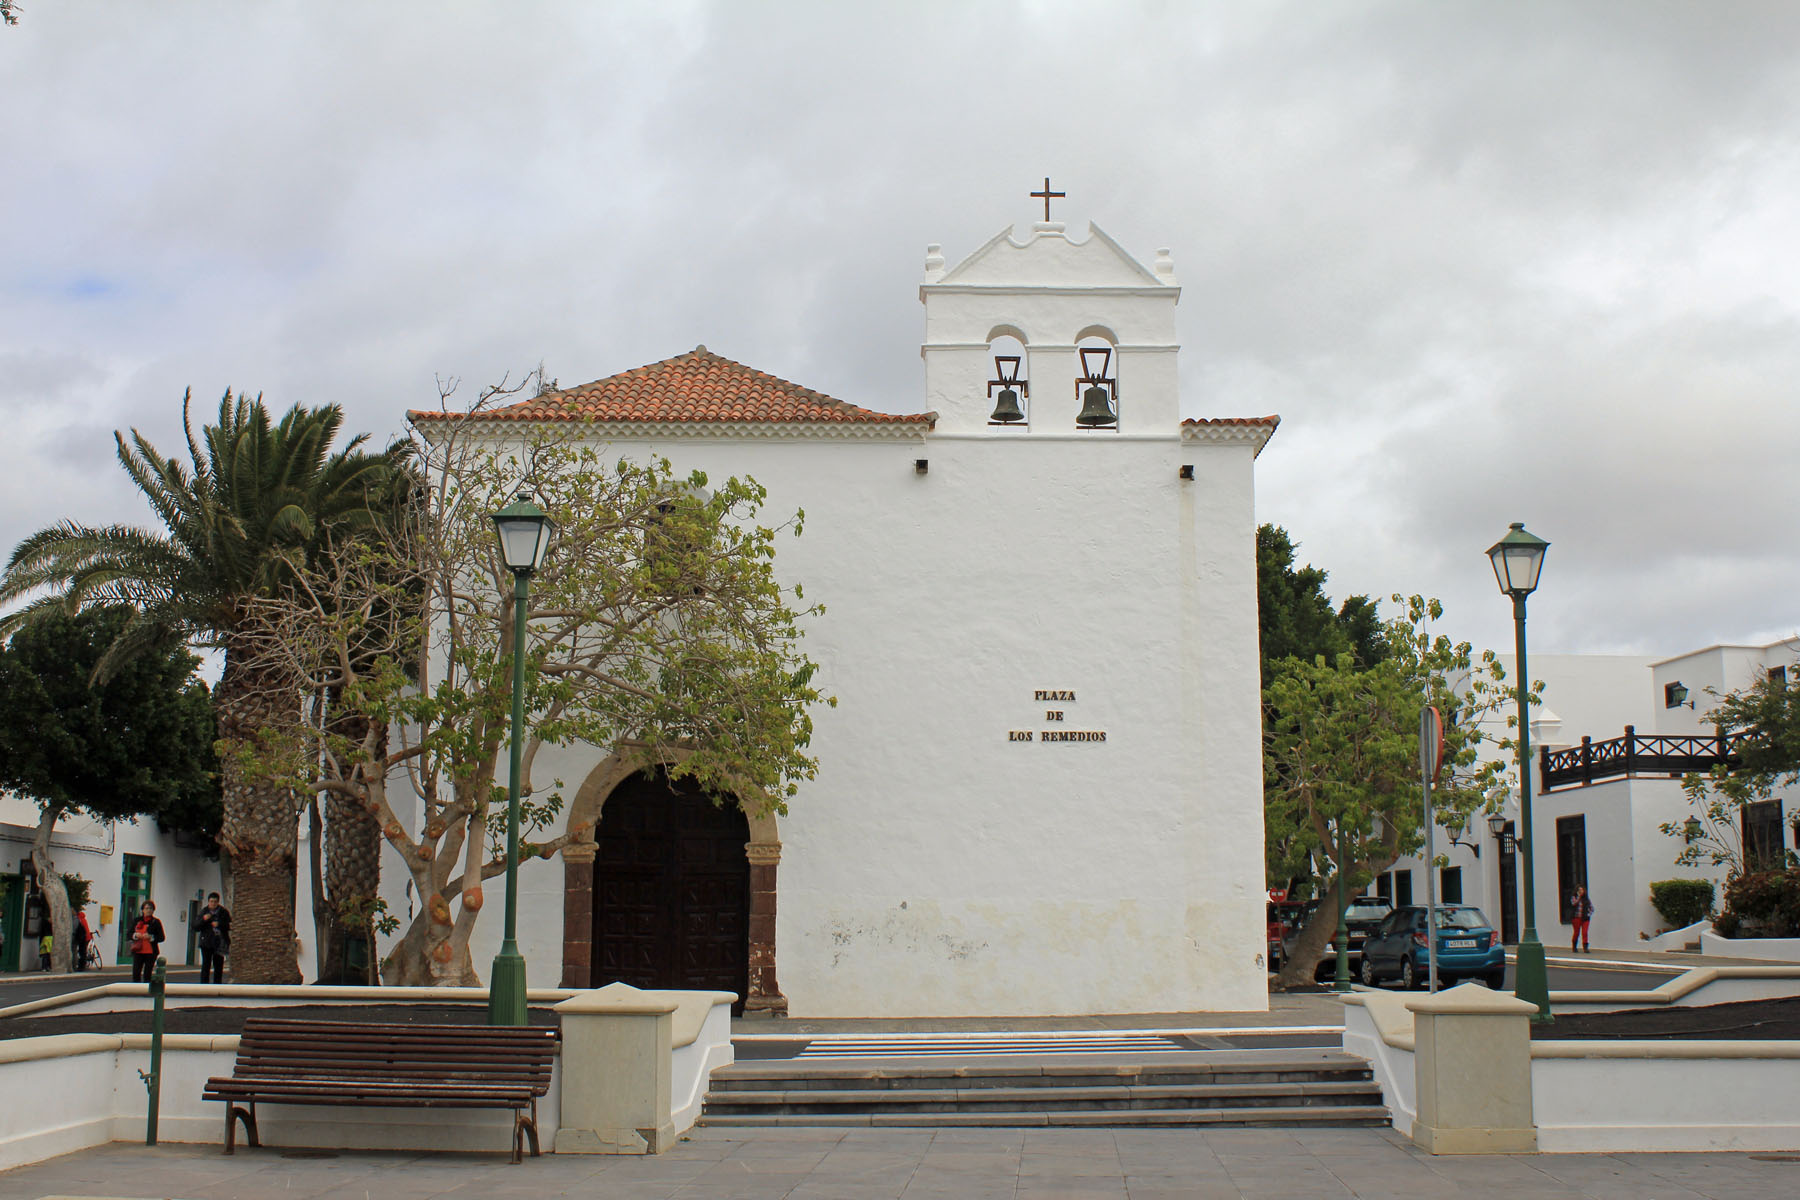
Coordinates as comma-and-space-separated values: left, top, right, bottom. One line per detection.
129, 900, 166, 982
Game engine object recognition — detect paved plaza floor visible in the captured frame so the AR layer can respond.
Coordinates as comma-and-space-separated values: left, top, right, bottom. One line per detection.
3, 1128, 1797, 1199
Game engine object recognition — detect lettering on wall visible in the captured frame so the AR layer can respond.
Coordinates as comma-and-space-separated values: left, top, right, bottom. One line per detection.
1009, 689, 1107, 744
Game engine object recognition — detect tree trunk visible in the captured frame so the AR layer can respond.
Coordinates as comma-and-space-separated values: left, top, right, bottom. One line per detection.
380, 905, 480, 987
319, 712, 384, 984
1276, 876, 1345, 990
214, 645, 303, 985
30, 805, 72, 974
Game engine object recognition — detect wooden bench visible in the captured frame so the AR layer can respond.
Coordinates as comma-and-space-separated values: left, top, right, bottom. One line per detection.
202, 1017, 559, 1163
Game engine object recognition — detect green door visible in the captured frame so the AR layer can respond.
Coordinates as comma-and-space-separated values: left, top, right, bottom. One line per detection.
117, 855, 153, 964
0, 875, 21, 972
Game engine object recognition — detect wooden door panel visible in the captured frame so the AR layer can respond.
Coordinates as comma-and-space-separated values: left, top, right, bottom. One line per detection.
592, 769, 750, 1013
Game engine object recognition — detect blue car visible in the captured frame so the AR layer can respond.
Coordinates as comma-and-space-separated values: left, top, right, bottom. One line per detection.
1358, 905, 1506, 990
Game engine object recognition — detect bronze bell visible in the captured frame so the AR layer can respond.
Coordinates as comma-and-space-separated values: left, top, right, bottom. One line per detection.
989, 387, 1025, 423
1076, 384, 1116, 427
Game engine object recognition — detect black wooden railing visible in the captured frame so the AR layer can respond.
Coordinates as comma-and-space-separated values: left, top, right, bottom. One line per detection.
1539, 725, 1749, 792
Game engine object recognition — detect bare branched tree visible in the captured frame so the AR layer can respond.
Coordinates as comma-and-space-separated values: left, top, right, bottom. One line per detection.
236, 372, 829, 985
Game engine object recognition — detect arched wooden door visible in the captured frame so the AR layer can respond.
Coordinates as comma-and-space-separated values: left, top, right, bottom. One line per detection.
592, 769, 750, 1013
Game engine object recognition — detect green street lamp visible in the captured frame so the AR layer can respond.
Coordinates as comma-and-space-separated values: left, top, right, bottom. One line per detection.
1487, 521, 1552, 1022
488, 494, 553, 1027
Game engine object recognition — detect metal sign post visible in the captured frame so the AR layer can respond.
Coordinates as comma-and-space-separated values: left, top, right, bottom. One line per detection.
1420, 706, 1446, 992
143, 956, 166, 1145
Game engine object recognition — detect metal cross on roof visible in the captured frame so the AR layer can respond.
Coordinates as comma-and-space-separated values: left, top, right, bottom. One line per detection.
1030, 177, 1066, 221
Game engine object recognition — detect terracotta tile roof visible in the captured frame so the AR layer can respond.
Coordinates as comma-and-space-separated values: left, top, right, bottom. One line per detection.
1180, 415, 1281, 430
410, 347, 935, 428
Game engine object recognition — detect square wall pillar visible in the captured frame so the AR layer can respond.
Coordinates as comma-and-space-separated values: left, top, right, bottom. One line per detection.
1410, 983, 1538, 1154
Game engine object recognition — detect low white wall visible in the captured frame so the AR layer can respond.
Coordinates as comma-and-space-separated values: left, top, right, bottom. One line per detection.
1701, 930, 1800, 962
1339, 995, 1415, 1138
0, 984, 739, 1169
1342, 988, 1800, 1153
0, 1035, 127, 1171
1533, 1044, 1800, 1152
1551, 965, 1800, 1014
0, 983, 582, 1022
0, 1033, 563, 1169
1639, 919, 1710, 951
670, 997, 735, 1133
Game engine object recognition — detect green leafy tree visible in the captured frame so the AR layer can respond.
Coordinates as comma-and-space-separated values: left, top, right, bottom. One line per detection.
0, 390, 398, 983
1258, 525, 1389, 894
0, 606, 218, 971
1263, 596, 1510, 987
1663, 665, 1800, 879
235, 400, 829, 986
1257, 525, 1386, 683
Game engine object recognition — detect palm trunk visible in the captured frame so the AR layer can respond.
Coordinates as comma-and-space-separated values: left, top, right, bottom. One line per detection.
214, 644, 303, 985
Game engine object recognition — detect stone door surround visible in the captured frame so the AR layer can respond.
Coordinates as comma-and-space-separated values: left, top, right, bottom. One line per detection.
560, 750, 786, 1016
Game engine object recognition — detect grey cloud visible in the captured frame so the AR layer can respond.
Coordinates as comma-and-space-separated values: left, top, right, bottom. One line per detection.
3, 0, 1797, 659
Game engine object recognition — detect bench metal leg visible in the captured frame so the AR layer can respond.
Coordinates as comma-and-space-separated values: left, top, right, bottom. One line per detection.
223, 1101, 259, 1154
513, 1103, 541, 1164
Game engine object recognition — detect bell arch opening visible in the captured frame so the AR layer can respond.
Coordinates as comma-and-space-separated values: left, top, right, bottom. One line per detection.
1074, 332, 1120, 431
986, 331, 1029, 427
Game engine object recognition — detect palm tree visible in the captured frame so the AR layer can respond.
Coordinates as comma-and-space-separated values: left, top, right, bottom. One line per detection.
1, 389, 398, 983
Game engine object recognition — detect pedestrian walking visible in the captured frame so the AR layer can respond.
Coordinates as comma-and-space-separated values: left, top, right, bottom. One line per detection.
38, 931, 53, 972
72, 909, 92, 971
1570, 884, 1594, 953
196, 892, 231, 984
129, 900, 165, 982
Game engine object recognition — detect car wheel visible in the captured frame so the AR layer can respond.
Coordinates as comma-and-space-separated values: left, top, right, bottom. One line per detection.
1400, 958, 1418, 990
1359, 955, 1378, 987
1484, 970, 1506, 990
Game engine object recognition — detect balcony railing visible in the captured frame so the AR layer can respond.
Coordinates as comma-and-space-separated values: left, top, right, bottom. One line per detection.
1539, 725, 1748, 792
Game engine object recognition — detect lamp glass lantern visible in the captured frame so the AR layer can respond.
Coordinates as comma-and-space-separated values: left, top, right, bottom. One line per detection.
1487, 522, 1549, 597
1487, 812, 1508, 837
492, 496, 553, 573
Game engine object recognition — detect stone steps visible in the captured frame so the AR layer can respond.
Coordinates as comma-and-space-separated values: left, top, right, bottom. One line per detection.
699, 1053, 1389, 1129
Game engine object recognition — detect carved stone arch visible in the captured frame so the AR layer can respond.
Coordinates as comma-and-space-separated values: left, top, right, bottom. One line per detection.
559, 748, 786, 1016
1073, 323, 1119, 345
985, 323, 1030, 345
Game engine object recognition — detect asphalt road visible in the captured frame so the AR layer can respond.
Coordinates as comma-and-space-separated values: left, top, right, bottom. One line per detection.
0, 967, 201, 1008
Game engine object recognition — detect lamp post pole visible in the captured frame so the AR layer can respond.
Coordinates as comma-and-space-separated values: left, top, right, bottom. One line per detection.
488, 568, 531, 1026
1509, 590, 1552, 1020
487, 494, 551, 1028
1488, 521, 1552, 1023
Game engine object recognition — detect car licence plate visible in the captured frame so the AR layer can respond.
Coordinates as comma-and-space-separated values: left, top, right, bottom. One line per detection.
1447, 938, 1476, 949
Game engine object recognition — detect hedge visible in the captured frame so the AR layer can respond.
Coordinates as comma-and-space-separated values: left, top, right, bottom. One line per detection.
1649, 879, 1716, 929
1723, 869, 1800, 938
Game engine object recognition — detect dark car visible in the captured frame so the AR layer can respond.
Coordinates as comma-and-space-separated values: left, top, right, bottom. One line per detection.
1284, 896, 1391, 980
1359, 905, 1506, 990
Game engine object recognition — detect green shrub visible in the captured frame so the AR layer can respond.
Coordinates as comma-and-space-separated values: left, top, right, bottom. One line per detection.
1722, 869, 1800, 937
1713, 911, 1740, 938
61, 873, 91, 911
1649, 879, 1716, 928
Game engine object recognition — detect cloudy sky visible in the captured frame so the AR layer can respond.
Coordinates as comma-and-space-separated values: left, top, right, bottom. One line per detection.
4, 1, 1798, 658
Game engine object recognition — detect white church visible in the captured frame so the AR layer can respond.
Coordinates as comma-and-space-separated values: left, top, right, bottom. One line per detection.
399, 208, 1278, 1018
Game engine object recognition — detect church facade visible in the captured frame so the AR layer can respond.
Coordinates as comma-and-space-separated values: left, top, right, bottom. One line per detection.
408, 216, 1277, 1017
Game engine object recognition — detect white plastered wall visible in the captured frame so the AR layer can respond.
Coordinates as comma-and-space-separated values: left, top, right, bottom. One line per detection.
422, 220, 1269, 1016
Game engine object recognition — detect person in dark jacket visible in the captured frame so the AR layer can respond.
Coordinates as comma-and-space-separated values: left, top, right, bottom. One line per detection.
1570, 885, 1595, 953
196, 892, 231, 984
129, 900, 166, 982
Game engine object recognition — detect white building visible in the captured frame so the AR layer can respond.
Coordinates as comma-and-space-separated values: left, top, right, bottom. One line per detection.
399, 214, 1277, 1017
0, 796, 220, 972
1383, 639, 1799, 951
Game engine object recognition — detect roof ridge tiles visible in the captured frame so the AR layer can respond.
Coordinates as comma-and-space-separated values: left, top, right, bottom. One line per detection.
409, 346, 934, 428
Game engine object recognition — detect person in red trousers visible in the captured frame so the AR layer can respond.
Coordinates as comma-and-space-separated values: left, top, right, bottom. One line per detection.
1570, 885, 1594, 952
